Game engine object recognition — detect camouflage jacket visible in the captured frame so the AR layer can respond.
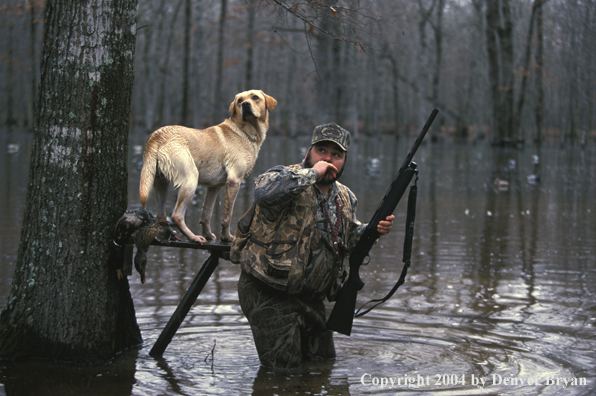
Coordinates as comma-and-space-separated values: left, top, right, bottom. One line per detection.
231, 163, 366, 301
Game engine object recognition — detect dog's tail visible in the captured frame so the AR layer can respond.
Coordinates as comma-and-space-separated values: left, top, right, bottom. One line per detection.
139, 134, 160, 208
139, 128, 199, 208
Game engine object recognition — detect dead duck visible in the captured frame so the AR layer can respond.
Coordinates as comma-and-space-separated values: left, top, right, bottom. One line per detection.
113, 208, 153, 246
110, 208, 180, 283
131, 216, 180, 283
110, 208, 152, 280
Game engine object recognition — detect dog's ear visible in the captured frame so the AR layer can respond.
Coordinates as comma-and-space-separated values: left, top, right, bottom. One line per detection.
261, 91, 277, 111
229, 96, 237, 118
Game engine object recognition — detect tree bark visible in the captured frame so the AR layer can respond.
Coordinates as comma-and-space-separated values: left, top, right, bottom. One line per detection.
0, 0, 140, 365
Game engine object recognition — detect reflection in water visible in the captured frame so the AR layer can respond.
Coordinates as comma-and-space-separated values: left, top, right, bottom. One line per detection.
0, 130, 595, 395
1, 351, 138, 395
252, 361, 350, 395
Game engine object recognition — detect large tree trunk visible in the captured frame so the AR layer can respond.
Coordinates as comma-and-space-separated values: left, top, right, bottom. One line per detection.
0, 0, 140, 365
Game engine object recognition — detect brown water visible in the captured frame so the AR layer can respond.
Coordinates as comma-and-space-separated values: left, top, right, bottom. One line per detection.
1, 129, 595, 395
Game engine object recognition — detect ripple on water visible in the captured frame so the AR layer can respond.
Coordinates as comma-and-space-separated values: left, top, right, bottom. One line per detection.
330, 308, 591, 395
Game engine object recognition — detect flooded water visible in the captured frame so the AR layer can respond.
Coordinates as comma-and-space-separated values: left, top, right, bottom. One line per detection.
1, 128, 595, 395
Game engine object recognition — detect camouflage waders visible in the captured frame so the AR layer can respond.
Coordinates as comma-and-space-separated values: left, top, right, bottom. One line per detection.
238, 271, 335, 368
234, 163, 366, 368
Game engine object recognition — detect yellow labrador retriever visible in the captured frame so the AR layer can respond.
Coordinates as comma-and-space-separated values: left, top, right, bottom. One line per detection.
139, 90, 277, 243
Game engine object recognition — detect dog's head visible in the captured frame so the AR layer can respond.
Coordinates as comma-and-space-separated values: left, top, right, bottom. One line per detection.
229, 90, 277, 123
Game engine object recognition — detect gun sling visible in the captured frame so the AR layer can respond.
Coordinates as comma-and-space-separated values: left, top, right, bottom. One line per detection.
355, 173, 418, 317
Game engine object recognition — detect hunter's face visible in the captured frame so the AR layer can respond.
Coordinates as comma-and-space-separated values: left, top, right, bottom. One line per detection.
305, 142, 346, 185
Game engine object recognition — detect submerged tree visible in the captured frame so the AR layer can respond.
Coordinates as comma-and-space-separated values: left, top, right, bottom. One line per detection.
0, 0, 140, 364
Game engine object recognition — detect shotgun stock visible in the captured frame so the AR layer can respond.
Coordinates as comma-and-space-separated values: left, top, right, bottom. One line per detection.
326, 108, 438, 336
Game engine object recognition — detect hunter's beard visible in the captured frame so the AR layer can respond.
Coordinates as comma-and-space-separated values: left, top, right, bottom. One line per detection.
304, 150, 346, 186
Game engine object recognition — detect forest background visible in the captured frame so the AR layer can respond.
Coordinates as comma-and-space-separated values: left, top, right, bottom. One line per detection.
1, 0, 594, 146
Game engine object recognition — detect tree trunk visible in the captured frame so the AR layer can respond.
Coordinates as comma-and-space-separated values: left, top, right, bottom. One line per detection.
416, 0, 435, 129
513, 0, 545, 143
27, 0, 40, 130
5, 19, 17, 126
213, 0, 228, 123
485, 0, 515, 146
192, 0, 204, 127
500, 0, 514, 144
534, 1, 544, 144
141, 0, 167, 131
578, 0, 594, 146
0, 0, 140, 365
282, 18, 299, 137
181, 0, 192, 126
245, 0, 257, 89
157, 0, 184, 126
314, 23, 332, 122
389, 54, 400, 136
430, 0, 445, 141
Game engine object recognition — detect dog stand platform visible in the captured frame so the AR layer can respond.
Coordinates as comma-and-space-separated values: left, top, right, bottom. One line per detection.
124, 240, 231, 357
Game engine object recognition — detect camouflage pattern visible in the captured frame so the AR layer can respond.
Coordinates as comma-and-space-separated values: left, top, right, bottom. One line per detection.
311, 123, 351, 152
234, 163, 366, 368
232, 163, 365, 297
238, 271, 335, 368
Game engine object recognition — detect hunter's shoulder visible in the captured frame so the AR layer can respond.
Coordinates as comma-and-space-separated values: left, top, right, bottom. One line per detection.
334, 181, 358, 205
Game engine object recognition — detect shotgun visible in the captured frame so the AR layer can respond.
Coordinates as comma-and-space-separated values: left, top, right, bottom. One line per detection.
326, 108, 438, 336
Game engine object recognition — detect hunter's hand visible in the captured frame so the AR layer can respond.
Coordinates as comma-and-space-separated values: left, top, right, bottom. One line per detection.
313, 161, 339, 182
377, 215, 395, 236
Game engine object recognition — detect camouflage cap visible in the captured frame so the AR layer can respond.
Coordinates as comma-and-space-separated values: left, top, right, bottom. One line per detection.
311, 123, 351, 152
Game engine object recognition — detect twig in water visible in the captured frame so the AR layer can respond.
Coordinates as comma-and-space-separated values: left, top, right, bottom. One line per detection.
205, 339, 216, 371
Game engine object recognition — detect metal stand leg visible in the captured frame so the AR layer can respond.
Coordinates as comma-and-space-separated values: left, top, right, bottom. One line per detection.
150, 251, 221, 357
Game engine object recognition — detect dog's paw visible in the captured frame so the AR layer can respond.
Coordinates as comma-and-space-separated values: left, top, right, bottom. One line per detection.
202, 231, 217, 242
188, 235, 208, 244
221, 233, 234, 242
